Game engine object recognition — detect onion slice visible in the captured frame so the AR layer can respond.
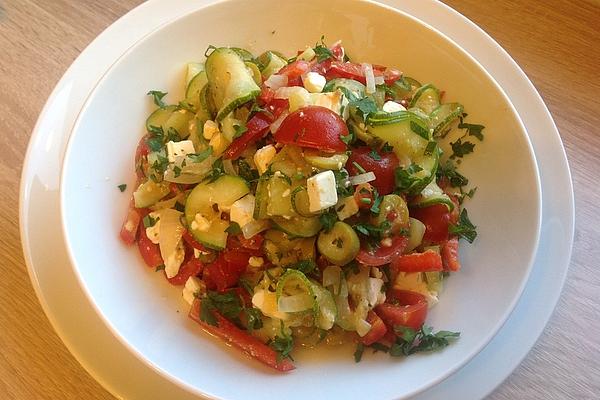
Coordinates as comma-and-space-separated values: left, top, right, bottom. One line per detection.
277, 294, 314, 313
264, 74, 288, 90
362, 63, 376, 94
348, 171, 376, 185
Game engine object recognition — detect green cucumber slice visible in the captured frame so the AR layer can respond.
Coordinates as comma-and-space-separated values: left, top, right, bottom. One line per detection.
272, 215, 322, 238
409, 84, 441, 114
185, 63, 205, 87
317, 222, 360, 266
267, 174, 296, 217
145, 105, 177, 132
263, 230, 316, 267
133, 180, 170, 208
303, 151, 348, 170
163, 108, 194, 139
410, 180, 455, 211
389, 76, 421, 100
290, 186, 317, 217
322, 78, 365, 101
253, 176, 270, 220
184, 174, 250, 249
309, 281, 337, 330
430, 102, 464, 137
185, 70, 208, 108
205, 47, 261, 121
256, 51, 287, 78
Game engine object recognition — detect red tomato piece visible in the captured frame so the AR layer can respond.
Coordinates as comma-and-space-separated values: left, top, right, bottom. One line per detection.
329, 41, 345, 61
264, 98, 290, 120
137, 222, 163, 268
203, 251, 249, 292
182, 230, 208, 252
325, 62, 401, 86
274, 106, 349, 152
410, 204, 452, 244
277, 60, 310, 79
356, 235, 409, 267
223, 113, 272, 160
119, 202, 141, 245
237, 233, 264, 251
390, 250, 443, 273
189, 299, 295, 372
167, 258, 203, 286
347, 146, 399, 195
258, 86, 275, 106
360, 311, 388, 346
375, 290, 428, 331
441, 237, 461, 271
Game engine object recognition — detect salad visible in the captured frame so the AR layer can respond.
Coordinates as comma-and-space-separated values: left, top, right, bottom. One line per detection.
119, 39, 481, 371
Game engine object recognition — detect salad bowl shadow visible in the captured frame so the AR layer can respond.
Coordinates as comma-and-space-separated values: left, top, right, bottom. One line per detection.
60, 0, 541, 399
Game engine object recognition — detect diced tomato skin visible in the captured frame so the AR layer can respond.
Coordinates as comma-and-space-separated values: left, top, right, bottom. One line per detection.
410, 204, 452, 244
258, 86, 275, 105
330, 42, 345, 61
361, 311, 388, 346
189, 299, 295, 372
356, 235, 408, 267
223, 113, 271, 160
264, 98, 290, 120
167, 258, 203, 286
274, 106, 348, 152
237, 233, 264, 251
390, 250, 443, 273
347, 146, 399, 195
375, 290, 428, 331
136, 222, 163, 268
277, 60, 310, 79
441, 237, 461, 271
119, 203, 141, 245
203, 251, 249, 292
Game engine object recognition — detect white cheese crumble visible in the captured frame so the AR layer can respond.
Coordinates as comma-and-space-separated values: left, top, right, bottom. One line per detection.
302, 72, 326, 93
382, 100, 407, 113
307, 170, 338, 213
230, 194, 256, 228
166, 140, 195, 163
253, 145, 276, 175
182, 276, 206, 305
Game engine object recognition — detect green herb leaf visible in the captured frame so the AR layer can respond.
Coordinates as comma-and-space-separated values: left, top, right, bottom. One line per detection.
166, 127, 181, 143
350, 97, 378, 122
450, 138, 475, 158
319, 210, 338, 232
369, 148, 382, 161
225, 222, 242, 235
205, 158, 225, 183
117, 184, 127, 192
151, 154, 170, 175
200, 291, 244, 327
448, 208, 477, 243
188, 146, 213, 163
269, 323, 294, 362
237, 159, 259, 183
436, 161, 469, 187
313, 35, 334, 62
232, 123, 248, 139
381, 142, 394, 153
394, 164, 424, 194
390, 325, 460, 356
333, 169, 352, 197
174, 201, 185, 212
458, 116, 485, 141
143, 214, 159, 228
285, 259, 316, 275
354, 343, 365, 363
369, 188, 383, 214
244, 307, 264, 331
147, 90, 168, 108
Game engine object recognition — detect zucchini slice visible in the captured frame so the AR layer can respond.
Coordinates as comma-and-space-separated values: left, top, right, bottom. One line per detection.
145, 105, 177, 132
256, 50, 287, 78
322, 78, 366, 101
429, 102, 464, 137
410, 180, 455, 211
409, 84, 441, 114
205, 47, 261, 121
272, 215, 322, 238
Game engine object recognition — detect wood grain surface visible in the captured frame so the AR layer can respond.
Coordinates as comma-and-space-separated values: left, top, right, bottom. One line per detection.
1, 0, 598, 399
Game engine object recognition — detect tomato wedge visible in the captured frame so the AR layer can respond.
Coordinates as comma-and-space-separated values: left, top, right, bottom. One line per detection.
189, 299, 295, 372
360, 310, 388, 346
203, 250, 250, 292
324, 61, 402, 85
375, 290, 428, 331
137, 221, 163, 268
347, 146, 399, 195
274, 106, 348, 152
356, 235, 408, 267
441, 237, 461, 272
390, 250, 443, 273
167, 258, 203, 286
410, 204, 452, 244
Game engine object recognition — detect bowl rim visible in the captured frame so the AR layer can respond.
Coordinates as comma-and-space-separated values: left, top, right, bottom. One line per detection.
58, 0, 542, 398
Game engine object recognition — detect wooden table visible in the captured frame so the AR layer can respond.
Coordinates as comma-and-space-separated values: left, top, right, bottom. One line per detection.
1, 0, 598, 398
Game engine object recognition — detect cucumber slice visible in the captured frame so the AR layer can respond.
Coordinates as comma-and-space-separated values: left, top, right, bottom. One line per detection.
272, 215, 322, 238
409, 84, 441, 114
184, 174, 250, 249
322, 78, 365, 101
267, 174, 296, 217
423, 271, 444, 293
245, 61, 262, 86
309, 281, 337, 330
263, 230, 316, 267
303, 150, 348, 170
430, 102, 464, 137
410, 180, 455, 211
163, 108, 194, 139
253, 176, 270, 220
367, 111, 438, 194
230, 47, 255, 62
185, 63, 205, 87
185, 70, 208, 108
317, 222, 360, 266
205, 47, 261, 121
257, 51, 287, 78
389, 76, 421, 100
145, 105, 177, 132
290, 186, 317, 217
133, 180, 170, 208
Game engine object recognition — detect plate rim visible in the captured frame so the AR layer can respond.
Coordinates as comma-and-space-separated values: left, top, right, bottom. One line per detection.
18, 0, 573, 399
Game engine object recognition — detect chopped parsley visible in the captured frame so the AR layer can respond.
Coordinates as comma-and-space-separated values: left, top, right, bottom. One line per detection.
313, 35, 334, 62
458, 115, 485, 141
285, 259, 316, 275
394, 164, 424, 194
368, 148, 382, 161
349, 97, 378, 122
354, 342, 365, 363
142, 214, 159, 228
269, 325, 294, 362
437, 160, 468, 187
188, 146, 213, 163
232, 123, 248, 139
155, 264, 165, 272
319, 210, 338, 232
199, 291, 244, 327
205, 158, 225, 183
237, 159, 259, 183
450, 138, 475, 159
381, 142, 394, 153
449, 208, 477, 243
225, 222, 242, 235
147, 90, 168, 108
117, 184, 127, 192
390, 325, 460, 356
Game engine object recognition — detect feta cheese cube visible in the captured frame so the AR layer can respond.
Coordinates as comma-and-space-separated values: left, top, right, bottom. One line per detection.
382, 100, 406, 113
165, 240, 185, 278
182, 276, 206, 305
335, 196, 359, 221
166, 140, 195, 162
307, 170, 338, 212
203, 120, 220, 140
253, 145, 276, 175
302, 72, 326, 93
144, 211, 161, 244
230, 194, 256, 228
190, 213, 210, 232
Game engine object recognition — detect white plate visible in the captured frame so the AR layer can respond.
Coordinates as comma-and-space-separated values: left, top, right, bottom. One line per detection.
19, 0, 573, 399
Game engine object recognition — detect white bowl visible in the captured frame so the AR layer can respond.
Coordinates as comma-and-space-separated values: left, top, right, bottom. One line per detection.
60, 0, 541, 398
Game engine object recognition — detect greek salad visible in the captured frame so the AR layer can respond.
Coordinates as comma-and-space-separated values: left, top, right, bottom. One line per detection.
119, 39, 481, 371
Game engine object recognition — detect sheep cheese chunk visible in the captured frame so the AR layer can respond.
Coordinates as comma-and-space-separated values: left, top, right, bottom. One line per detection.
230, 194, 256, 228
182, 276, 206, 305
302, 72, 326, 93
166, 140, 195, 162
307, 170, 338, 213
254, 145, 276, 174
382, 100, 406, 113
